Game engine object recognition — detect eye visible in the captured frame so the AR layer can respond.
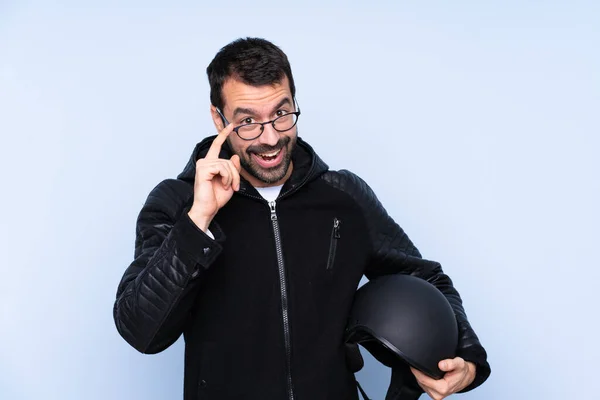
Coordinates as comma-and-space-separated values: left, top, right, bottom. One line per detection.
276, 110, 288, 117
242, 117, 254, 124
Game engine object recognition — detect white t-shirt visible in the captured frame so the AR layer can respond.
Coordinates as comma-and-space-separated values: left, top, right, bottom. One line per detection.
255, 184, 283, 203
205, 184, 284, 239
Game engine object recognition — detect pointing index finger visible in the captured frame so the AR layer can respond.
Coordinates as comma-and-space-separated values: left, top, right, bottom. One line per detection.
206, 122, 235, 159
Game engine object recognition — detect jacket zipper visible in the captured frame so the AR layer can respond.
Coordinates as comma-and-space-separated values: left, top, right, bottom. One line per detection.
326, 218, 341, 270
269, 200, 295, 400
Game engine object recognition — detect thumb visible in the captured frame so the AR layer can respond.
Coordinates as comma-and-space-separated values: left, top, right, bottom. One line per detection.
231, 154, 241, 171
438, 359, 455, 372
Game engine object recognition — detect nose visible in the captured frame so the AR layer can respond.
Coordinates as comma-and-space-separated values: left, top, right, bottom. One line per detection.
257, 123, 280, 147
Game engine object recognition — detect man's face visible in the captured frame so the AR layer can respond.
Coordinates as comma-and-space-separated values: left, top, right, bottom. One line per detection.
213, 76, 297, 188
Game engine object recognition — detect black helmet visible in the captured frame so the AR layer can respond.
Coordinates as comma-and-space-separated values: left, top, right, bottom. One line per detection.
345, 274, 459, 399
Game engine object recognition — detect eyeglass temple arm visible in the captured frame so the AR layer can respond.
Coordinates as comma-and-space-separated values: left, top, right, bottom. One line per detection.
294, 97, 300, 113
215, 107, 229, 128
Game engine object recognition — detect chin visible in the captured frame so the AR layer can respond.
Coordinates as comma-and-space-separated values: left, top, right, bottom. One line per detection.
252, 164, 289, 185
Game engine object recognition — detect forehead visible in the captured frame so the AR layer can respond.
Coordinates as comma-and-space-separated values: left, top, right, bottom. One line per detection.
221, 76, 292, 113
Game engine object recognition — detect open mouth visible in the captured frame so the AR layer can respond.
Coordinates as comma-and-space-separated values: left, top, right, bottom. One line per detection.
252, 148, 284, 168
258, 149, 280, 161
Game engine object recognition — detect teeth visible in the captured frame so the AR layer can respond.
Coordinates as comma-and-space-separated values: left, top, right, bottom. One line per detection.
259, 149, 280, 157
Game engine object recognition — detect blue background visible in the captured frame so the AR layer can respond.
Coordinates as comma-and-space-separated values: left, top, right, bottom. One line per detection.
1, 1, 598, 399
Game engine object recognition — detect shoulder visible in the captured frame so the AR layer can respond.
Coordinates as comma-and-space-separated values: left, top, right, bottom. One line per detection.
140, 178, 194, 219
321, 169, 394, 228
320, 169, 378, 202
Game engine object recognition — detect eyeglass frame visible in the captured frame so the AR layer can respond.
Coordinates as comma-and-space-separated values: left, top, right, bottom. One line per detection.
215, 99, 301, 141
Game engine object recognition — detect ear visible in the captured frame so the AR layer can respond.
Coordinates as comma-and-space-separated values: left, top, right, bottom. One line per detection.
210, 105, 226, 131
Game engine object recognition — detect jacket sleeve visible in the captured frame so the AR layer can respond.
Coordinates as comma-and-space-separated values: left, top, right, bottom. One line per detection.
113, 179, 225, 354
334, 170, 491, 393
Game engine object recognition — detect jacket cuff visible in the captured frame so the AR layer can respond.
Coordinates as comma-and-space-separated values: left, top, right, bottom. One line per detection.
457, 345, 491, 393
166, 212, 225, 274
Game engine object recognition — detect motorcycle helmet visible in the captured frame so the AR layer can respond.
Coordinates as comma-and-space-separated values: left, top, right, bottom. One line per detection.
345, 273, 459, 398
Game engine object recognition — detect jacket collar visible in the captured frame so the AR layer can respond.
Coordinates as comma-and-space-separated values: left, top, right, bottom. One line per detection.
177, 135, 329, 196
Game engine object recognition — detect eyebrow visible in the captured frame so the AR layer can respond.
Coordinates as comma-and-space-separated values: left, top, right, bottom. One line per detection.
232, 97, 292, 119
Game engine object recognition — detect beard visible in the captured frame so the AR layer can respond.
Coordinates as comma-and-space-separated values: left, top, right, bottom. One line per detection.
236, 135, 296, 185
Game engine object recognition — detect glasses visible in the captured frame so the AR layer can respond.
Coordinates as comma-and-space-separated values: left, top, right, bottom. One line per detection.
216, 101, 301, 141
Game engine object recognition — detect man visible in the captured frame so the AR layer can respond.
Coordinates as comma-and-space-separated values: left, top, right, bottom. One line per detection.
113, 37, 490, 400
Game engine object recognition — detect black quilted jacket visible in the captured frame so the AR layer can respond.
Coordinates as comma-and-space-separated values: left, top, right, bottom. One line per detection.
113, 136, 490, 399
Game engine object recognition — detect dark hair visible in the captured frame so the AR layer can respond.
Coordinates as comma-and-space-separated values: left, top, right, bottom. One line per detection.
206, 37, 296, 110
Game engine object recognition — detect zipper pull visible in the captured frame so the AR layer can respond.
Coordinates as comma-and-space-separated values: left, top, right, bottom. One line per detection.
333, 218, 341, 238
269, 201, 277, 220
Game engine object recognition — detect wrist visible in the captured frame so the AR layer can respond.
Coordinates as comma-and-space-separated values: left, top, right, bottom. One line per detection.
187, 210, 213, 232
466, 361, 477, 384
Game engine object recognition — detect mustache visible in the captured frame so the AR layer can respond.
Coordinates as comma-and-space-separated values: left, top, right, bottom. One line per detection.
246, 136, 290, 155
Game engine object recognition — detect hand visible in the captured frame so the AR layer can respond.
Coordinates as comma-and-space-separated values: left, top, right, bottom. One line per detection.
188, 123, 241, 231
410, 358, 476, 400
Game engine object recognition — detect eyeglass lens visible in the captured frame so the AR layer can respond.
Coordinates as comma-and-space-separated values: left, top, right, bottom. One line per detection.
237, 114, 298, 139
